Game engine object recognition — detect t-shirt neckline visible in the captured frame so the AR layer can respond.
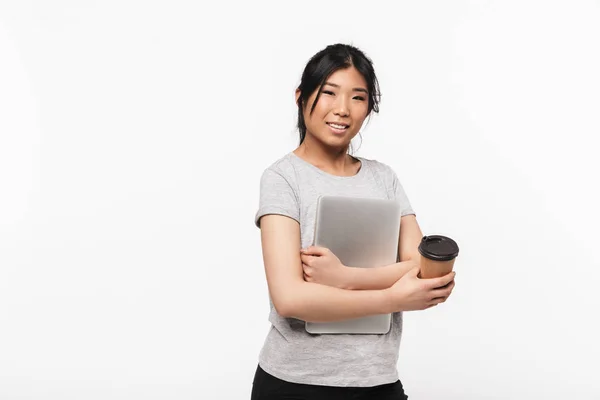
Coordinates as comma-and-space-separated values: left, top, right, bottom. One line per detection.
288, 152, 366, 180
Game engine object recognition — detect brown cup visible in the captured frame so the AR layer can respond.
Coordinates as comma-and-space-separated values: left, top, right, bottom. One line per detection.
418, 235, 459, 279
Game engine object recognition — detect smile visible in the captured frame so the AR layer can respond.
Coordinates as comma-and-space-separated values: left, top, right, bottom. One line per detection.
326, 122, 349, 134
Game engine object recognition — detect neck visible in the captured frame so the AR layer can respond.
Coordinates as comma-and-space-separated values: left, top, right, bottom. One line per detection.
294, 135, 357, 176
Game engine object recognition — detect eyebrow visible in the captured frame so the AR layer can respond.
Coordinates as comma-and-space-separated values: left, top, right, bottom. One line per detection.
323, 82, 368, 94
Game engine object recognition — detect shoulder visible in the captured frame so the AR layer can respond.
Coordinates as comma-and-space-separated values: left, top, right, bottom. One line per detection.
259, 153, 300, 191
256, 153, 301, 228
261, 152, 296, 176
360, 156, 410, 198
359, 156, 397, 179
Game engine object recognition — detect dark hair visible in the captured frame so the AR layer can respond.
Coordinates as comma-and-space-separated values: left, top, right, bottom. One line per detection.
296, 43, 381, 146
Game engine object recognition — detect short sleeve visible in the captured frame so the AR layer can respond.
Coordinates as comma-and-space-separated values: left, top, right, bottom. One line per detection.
392, 172, 416, 217
254, 168, 300, 228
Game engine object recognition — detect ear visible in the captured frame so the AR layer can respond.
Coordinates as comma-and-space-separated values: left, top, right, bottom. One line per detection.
295, 88, 301, 104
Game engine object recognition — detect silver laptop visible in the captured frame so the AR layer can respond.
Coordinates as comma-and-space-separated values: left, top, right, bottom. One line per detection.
305, 195, 402, 335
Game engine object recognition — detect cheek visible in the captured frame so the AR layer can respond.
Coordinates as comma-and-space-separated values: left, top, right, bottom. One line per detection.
305, 102, 330, 125
352, 103, 369, 119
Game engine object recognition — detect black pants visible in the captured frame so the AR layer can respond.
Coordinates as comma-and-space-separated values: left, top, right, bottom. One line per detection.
251, 364, 409, 400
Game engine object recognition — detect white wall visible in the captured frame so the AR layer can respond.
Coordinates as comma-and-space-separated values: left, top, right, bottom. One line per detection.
1, 1, 599, 399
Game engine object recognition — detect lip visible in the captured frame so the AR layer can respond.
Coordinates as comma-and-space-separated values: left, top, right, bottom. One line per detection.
326, 121, 350, 128
326, 122, 350, 135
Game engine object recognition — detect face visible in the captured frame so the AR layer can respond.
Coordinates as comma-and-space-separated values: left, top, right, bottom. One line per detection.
296, 66, 370, 149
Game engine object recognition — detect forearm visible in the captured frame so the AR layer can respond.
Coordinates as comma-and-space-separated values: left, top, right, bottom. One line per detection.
281, 281, 393, 323
344, 259, 417, 290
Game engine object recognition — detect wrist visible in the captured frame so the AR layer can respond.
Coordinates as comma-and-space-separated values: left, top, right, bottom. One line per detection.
381, 287, 396, 314
342, 265, 358, 290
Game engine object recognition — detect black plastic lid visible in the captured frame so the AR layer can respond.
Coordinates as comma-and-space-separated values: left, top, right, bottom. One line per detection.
418, 235, 459, 261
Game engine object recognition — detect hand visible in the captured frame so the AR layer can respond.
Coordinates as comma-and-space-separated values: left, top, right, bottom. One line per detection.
300, 246, 349, 289
386, 266, 456, 312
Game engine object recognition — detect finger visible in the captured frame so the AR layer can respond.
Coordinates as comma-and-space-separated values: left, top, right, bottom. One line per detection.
437, 279, 455, 290
432, 280, 455, 295
407, 266, 420, 277
301, 255, 315, 267
430, 281, 455, 299
426, 296, 446, 307
302, 263, 312, 274
426, 271, 456, 289
301, 246, 328, 256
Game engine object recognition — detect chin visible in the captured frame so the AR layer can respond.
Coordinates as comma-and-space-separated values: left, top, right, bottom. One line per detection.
324, 138, 352, 151
308, 130, 353, 149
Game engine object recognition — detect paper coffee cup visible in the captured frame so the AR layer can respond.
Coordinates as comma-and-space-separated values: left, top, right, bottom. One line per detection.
418, 235, 459, 279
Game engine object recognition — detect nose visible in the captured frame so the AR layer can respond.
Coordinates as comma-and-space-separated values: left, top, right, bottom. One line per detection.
333, 96, 349, 117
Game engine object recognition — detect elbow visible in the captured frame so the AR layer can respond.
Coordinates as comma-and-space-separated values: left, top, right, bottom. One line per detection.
274, 303, 292, 318
273, 296, 296, 318
271, 287, 302, 318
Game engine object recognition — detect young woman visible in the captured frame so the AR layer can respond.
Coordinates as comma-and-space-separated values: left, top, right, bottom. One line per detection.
252, 43, 456, 400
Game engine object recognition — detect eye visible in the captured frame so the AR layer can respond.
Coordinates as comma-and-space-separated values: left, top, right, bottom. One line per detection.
323, 90, 335, 95
353, 96, 365, 101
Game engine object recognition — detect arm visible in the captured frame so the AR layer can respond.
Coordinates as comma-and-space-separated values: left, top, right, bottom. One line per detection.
344, 214, 424, 290
344, 260, 415, 290
260, 214, 393, 323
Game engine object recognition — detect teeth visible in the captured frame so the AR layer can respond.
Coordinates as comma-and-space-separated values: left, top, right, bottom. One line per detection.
329, 123, 348, 129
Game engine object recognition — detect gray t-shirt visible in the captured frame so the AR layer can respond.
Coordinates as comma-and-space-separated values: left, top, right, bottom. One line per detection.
254, 152, 415, 387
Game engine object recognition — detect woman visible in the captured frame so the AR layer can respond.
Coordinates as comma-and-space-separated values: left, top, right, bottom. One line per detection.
252, 43, 456, 400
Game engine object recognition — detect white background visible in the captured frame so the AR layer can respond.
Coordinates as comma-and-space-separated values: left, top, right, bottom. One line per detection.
1, 1, 599, 399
